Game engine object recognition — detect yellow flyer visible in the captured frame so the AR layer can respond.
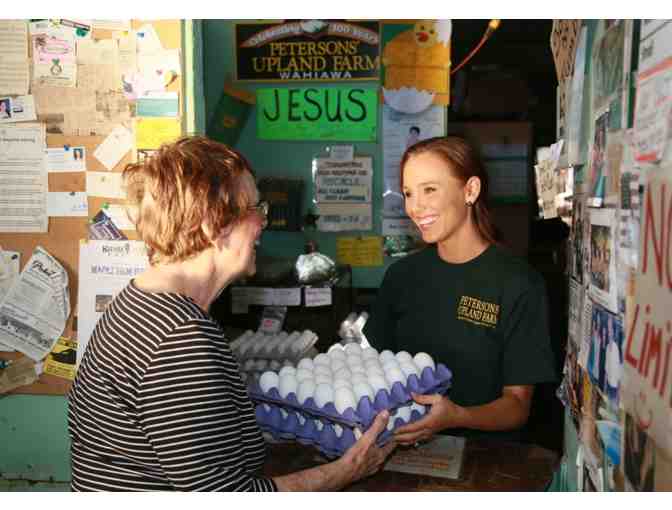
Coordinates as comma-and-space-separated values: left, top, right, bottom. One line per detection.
336, 236, 383, 267
135, 117, 181, 150
43, 336, 77, 380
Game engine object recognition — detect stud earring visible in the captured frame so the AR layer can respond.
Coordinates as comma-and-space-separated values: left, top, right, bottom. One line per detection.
466, 200, 473, 207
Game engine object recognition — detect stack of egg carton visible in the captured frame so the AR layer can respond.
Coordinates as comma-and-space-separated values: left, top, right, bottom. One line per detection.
230, 329, 319, 384
248, 343, 452, 458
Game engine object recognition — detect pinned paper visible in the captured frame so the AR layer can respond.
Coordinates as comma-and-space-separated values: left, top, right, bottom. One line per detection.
102, 203, 137, 230
47, 191, 88, 216
93, 125, 132, 170
305, 287, 332, 307
0, 95, 37, 124
336, 236, 384, 267
43, 336, 77, 380
46, 146, 86, 172
328, 145, 354, 162
136, 24, 163, 54
86, 172, 126, 199
135, 117, 181, 150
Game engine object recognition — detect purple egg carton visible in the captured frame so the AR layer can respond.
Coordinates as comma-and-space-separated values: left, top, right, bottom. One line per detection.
249, 364, 451, 429
255, 402, 427, 458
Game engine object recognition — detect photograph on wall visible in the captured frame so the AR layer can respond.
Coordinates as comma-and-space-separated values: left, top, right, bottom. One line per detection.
623, 412, 656, 491
588, 110, 610, 207
588, 208, 618, 313
567, 24, 588, 166
586, 303, 623, 409
569, 193, 588, 284
592, 20, 626, 112
558, 340, 582, 431
579, 374, 605, 471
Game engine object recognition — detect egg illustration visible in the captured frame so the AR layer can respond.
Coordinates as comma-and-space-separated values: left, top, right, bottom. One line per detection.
313, 353, 331, 367
297, 379, 316, 404
296, 368, 314, 383
344, 343, 363, 356
379, 350, 396, 364
259, 371, 279, 393
297, 358, 314, 371
361, 347, 379, 360
278, 366, 297, 378
353, 381, 375, 401
395, 351, 413, 364
413, 352, 435, 372
314, 383, 334, 408
278, 374, 298, 399
334, 387, 357, 414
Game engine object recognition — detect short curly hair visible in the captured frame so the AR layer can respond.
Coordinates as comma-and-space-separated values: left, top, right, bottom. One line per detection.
123, 136, 256, 265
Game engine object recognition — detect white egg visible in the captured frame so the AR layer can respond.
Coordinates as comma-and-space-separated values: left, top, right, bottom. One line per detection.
334, 387, 357, 414
399, 362, 420, 378
379, 350, 396, 364
346, 355, 364, 367
278, 374, 298, 399
314, 383, 334, 408
315, 419, 324, 431
395, 405, 411, 423
410, 402, 427, 416
259, 371, 279, 393
262, 403, 271, 412
353, 381, 375, 401
297, 379, 316, 404
344, 343, 363, 356
382, 359, 401, 373
314, 374, 332, 385
333, 368, 352, 380
296, 368, 314, 383
269, 360, 281, 371
297, 414, 306, 425
330, 359, 347, 373
297, 358, 314, 371
361, 347, 379, 360
384, 367, 405, 385
278, 366, 297, 378
354, 428, 363, 440
333, 378, 353, 391
327, 347, 347, 361
395, 351, 413, 364
413, 352, 435, 372
280, 409, 288, 419
368, 374, 389, 394
350, 372, 369, 385
313, 364, 332, 377
333, 424, 344, 437
253, 359, 268, 371
313, 353, 331, 366
350, 364, 367, 376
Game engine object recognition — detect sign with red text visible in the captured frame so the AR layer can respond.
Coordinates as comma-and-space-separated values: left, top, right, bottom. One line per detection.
623, 169, 672, 455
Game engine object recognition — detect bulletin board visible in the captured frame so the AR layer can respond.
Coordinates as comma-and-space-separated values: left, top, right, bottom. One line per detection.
0, 19, 184, 396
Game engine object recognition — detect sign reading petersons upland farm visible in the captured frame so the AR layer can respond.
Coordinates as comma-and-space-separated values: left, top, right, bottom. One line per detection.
235, 20, 380, 82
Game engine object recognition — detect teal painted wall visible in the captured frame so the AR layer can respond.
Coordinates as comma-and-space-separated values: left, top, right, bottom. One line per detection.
203, 20, 399, 288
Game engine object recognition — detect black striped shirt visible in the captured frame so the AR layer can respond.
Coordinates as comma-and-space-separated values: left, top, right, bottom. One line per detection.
68, 280, 276, 492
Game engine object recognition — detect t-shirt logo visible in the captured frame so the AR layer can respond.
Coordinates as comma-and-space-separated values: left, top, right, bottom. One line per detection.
456, 295, 500, 328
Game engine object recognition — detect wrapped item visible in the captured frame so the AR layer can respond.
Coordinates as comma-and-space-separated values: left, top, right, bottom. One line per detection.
295, 252, 337, 285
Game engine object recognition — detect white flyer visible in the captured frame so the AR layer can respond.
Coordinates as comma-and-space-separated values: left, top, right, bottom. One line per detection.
93, 125, 132, 170
47, 191, 88, 217
0, 246, 70, 361
0, 95, 37, 124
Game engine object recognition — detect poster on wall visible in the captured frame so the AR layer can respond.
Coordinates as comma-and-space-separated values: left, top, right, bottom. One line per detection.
235, 20, 380, 82
256, 87, 377, 142
587, 109, 609, 207
381, 103, 446, 235
585, 303, 623, 409
592, 20, 628, 112
588, 208, 618, 313
622, 168, 672, 457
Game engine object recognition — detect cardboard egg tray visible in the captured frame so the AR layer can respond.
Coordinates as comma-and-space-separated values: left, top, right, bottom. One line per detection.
255, 402, 429, 458
249, 363, 451, 430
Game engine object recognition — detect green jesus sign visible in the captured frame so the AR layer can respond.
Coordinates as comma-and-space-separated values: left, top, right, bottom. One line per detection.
256, 87, 378, 142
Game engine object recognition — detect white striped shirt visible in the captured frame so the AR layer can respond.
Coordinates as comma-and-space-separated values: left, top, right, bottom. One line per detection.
68, 280, 276, 492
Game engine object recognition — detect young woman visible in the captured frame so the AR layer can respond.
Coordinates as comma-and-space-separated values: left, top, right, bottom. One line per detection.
364, 136, 557, 444
68, 136, 394, 491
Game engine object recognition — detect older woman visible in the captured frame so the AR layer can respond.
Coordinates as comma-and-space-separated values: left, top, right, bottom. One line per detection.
364, 136, 557, 445
68, 136, 394, 491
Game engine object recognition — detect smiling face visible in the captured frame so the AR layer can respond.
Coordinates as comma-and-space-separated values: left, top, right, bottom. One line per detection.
402, 152, 474, 246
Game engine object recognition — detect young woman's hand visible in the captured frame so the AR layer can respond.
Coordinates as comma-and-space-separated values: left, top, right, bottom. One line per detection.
393, 393, 465, 445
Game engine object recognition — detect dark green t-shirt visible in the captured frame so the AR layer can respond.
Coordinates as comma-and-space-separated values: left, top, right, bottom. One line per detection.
363, 244, 558, 441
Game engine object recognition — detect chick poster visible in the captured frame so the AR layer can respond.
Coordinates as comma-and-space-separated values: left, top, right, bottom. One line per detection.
382, 20, 452, 112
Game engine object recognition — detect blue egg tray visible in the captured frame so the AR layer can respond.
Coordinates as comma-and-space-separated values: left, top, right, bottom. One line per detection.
249, 364, 452, 430
255, 403, 428, 458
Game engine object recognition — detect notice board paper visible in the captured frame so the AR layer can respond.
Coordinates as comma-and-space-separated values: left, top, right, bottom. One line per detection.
93, 125, 133, 170
336, 236, 383, 267
135, 117, 181, 150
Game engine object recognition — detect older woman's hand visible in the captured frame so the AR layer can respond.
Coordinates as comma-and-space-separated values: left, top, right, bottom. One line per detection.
338, 410, 396, 483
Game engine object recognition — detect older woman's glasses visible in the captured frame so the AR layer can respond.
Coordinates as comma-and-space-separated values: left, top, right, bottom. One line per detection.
249, 200, 269, 226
